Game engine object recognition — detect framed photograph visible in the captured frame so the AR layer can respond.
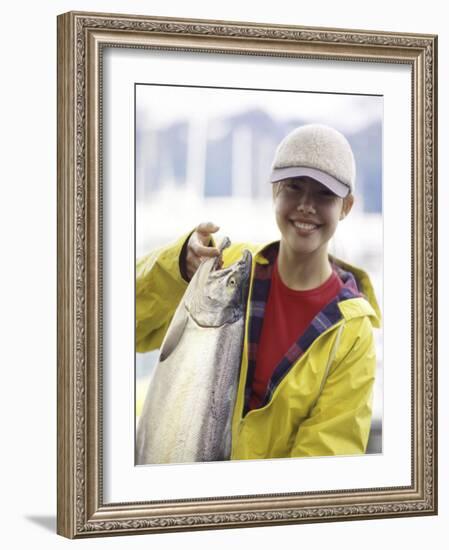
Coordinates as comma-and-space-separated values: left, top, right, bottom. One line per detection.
57, 11, 437, 538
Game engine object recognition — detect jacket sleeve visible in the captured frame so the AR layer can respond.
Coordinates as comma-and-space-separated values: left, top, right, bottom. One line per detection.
290, 317, 377, 457
136, 232, 192, 353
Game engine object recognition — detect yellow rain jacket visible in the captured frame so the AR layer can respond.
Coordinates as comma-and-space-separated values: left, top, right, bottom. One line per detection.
136, 232, 381, 460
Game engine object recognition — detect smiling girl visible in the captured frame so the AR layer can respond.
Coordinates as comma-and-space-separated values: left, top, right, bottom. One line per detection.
136, 124, 381, 460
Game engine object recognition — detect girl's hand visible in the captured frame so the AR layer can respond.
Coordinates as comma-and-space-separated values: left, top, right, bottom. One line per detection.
185, 222, 221, 280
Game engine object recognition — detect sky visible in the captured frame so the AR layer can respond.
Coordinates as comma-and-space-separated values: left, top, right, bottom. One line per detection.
136, 84, 383, 134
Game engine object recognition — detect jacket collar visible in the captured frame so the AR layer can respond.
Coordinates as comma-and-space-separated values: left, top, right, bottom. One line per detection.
253, 241, 381, 327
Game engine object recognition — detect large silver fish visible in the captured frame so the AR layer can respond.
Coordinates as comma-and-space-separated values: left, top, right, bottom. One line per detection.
136, 238, 252, 465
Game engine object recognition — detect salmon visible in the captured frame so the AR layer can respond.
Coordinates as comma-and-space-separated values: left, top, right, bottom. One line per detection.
136, 238, 251, 465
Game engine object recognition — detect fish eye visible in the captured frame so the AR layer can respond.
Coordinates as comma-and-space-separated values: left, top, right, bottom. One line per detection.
227, 277, 237, 287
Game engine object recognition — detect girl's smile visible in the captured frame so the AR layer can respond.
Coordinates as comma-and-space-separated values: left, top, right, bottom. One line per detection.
289, 217, 322, 234
273, 176, 354, 263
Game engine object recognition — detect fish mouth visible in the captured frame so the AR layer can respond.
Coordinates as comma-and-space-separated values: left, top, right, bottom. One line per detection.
189, 243, 252, 325
238, 249, 252, 278
210, 237, 232, 272
241, 248, 252, 265
219, 236, 232, 252
238, 250, 252, 299
210, 241, 252, 276
210, 249, 251, 280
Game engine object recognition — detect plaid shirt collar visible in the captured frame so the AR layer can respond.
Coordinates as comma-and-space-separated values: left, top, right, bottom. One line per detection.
244, 242, 362, 413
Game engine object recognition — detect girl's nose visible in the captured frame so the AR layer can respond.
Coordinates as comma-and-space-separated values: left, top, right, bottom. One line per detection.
296, 189, 316, 214
297, 202, 316, 214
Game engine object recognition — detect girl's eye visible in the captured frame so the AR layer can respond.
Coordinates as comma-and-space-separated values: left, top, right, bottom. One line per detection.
284, 183, 300, 193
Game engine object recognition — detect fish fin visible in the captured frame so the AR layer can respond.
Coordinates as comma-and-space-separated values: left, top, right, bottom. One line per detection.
159, 304, 188, 362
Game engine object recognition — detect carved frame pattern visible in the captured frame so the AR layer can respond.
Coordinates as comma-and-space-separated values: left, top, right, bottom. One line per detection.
57, 11, 437, 538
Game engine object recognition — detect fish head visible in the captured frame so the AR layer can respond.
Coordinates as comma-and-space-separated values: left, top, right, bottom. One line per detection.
188, 242, 252, 328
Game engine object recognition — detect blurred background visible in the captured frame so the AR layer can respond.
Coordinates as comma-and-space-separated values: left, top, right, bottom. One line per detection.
135, 84, 383, 454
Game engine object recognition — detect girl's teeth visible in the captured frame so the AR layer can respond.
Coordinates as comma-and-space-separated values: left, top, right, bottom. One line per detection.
293, 222, 316, 230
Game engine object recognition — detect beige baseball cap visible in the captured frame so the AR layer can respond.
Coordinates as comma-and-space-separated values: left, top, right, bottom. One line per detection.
270, 124, 356, 198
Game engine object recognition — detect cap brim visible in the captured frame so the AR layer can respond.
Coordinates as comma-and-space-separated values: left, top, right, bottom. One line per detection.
270, 166, 351, 198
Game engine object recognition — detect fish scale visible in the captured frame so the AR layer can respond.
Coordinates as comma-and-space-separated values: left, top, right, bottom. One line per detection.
197, 320, 244, 461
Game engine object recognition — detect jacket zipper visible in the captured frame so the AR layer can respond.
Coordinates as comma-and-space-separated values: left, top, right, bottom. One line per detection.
239, 319, 346, 422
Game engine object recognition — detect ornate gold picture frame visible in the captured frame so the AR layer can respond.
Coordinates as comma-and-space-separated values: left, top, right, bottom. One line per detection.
57, 11, 437, 538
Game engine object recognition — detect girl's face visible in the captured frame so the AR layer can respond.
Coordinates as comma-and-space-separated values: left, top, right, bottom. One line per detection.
273, 177, 353, 259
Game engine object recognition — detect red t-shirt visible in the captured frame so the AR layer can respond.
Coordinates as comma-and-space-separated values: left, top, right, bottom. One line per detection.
248, 260, 343, 410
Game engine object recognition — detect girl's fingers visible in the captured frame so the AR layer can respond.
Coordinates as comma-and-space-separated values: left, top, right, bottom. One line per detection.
196, 221, 220, 236
186, 221, 222, 279
190, 223, 221, 257
190, 240, 220, 258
